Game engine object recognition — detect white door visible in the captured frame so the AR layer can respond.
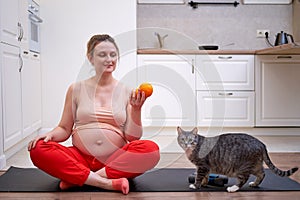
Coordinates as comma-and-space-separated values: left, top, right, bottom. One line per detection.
0, 0, 19, 46
137, 54, 196, 127
256, 55, 300, 126
0, 43, 22, 150
21, 51, 42, 137
18, 0, 29, 50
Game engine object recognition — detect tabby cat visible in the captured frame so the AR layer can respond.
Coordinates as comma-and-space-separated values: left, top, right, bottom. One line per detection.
177, 127, 298, 192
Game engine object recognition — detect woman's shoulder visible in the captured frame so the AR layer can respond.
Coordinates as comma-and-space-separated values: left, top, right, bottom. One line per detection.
71, 78, 93, 90
67, 79, 89, 97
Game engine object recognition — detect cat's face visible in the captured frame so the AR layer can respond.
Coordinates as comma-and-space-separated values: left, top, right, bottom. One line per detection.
177, 127, 198, 150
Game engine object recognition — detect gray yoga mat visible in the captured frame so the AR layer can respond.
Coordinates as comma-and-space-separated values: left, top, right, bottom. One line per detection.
0, 166, 300, 192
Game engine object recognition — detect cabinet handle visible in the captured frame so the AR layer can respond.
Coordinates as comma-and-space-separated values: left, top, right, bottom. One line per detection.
192, 58, 195, 74
277, 55, 292, 59
17, 22, 21, 41
17, 22, 24, 42
20, 23, 24, 41
218, 92, 233, 96
19, 54, 23, 72
218, 56, 232, 60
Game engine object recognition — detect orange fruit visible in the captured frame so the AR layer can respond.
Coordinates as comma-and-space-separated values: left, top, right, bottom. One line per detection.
136, 82, 153, 98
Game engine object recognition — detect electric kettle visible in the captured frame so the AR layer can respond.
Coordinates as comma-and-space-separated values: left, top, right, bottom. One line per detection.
274, 31, 294, 46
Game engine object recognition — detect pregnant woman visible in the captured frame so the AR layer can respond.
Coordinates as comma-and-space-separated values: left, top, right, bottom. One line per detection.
28, 34, 160, 195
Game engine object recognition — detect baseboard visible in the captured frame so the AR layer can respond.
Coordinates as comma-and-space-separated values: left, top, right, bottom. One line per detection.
0, 155, 6, 169
3, 131, 38, 163
142, 127, 300, 153
151, 135, 300, 153
143, 126, 300, 136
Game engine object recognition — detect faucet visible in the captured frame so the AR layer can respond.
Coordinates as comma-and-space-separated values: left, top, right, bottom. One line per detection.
154, 32, 168, 49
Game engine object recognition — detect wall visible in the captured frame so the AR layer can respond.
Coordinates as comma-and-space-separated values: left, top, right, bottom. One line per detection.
293, 0, 300, 42
0, 75, 4, 168
137, 2, 293, 50
39, 0, 137, 128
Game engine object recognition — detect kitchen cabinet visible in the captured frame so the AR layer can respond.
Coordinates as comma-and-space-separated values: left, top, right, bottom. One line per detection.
293, 0, 300, 42
0, 43, 22, 150
0, 0, 40, 154
242, 0, 292, 4
0, 0, 29, 50
0, 70, 4, 169
255, 55, 300, 126
196, 55, 255, 127
137, 54, 196, 127
197, 91, 254, 127
196, 55, 254, 91
21, 52, 42, 138
0, 43, 42, 151
138, 0, 185, 4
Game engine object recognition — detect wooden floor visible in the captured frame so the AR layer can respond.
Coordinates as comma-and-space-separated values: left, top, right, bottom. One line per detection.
0, 153, 300, 200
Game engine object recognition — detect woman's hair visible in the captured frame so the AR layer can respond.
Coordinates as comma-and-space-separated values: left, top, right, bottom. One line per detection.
87, 34, 119, 58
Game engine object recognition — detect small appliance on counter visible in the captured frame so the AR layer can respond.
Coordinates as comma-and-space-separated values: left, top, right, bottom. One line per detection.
274, 31, 294, 46
266, 31, 295, 47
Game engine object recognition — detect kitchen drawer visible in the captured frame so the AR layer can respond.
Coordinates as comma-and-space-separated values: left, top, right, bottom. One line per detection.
196, 55, 254, 91
197, 91, 255, 127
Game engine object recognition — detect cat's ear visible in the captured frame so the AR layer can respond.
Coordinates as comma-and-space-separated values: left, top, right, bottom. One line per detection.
177, 126, 183, 135
192, 127, 198, 135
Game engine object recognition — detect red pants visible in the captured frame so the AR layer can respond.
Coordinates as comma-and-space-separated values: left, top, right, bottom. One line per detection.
30, 140, 160, 186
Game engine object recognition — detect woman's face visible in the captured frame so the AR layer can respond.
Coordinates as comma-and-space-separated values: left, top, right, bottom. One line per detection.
89, 41, 118, 75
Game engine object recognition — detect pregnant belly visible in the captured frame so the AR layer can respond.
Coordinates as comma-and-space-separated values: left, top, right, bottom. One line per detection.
72, 128, 127, 162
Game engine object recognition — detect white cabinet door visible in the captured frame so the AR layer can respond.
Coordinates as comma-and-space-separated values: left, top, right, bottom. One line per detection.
21, 51, 42, 137
256, 55, 300, 126
0, 43, 22, 150
0, 0, 19, 46
195, 54, 255, 127
137, 54, 196, 127
0, 0, 29, 49
196, 55, 254, 91
18, 0, 29, 50
197, 91, 254, 127
243, 0, 292, 4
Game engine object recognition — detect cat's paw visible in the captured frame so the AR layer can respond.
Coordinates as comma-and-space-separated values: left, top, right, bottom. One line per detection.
249, 182, 259, 188
189, 184, 197, 189
227, 185, 239, 193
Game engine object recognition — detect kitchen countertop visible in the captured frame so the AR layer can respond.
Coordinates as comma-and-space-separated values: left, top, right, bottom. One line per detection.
137, 48, 255, 55
137, 43, 300, 55
255, 43, 300, 55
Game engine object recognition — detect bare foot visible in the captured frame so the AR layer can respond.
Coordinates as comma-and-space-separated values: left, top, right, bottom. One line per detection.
112, 178, 129, 195
59, 181, 76, 190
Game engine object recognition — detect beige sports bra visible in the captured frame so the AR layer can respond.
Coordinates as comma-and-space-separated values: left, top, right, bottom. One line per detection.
72, 80, 129, 138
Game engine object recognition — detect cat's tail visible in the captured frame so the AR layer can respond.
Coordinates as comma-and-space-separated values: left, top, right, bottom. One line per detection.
263, 149, 298, 177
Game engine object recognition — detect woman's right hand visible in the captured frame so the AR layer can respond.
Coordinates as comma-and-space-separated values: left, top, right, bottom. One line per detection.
27, 134, 53, 151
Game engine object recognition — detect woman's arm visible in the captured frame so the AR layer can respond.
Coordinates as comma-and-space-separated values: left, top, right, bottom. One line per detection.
28, 84, 76, 150
123, 89, 146, 142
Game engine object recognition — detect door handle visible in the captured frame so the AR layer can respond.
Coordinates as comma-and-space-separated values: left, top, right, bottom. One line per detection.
218, 56, 232, 60
277, 55, 292, 59
218, 92, 233, 96
192, 58, 195, 74
19, 54, 23, 72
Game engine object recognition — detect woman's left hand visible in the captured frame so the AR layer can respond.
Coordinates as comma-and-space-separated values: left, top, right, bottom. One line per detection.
129, 89, 146, 110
